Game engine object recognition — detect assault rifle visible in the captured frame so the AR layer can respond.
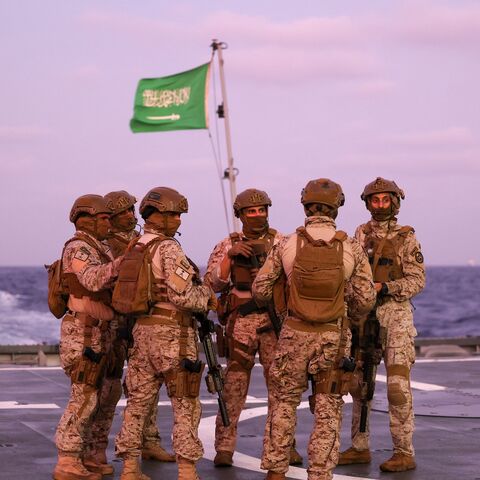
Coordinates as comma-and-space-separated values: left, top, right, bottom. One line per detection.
352, 309, 386, 432
194, 311, 230, 427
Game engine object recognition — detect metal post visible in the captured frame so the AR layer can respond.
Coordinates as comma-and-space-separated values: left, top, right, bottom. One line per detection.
212, 39, 239, 232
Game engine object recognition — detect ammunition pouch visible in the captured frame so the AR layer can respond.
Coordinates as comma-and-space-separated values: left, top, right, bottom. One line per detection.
217, 293, 251, 325
164, 363, 205, 398
71, 349, 106, 388
308, 365, 353, 413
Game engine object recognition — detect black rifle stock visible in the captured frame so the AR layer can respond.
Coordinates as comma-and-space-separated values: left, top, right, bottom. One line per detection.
354, 309, 386, 432
194, 312, 230, 427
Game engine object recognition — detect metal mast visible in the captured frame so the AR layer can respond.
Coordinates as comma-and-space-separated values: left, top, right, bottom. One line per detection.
211, 39, 239, 232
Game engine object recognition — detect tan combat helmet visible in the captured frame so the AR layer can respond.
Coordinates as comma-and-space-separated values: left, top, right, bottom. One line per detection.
301, 178, 345, 208
361, 177, 405, 216
361, 177, 404, 202
233, 189, 272, 217
104, 190, 137, 216
69, 194, 112, 223
139, 187, 189, 216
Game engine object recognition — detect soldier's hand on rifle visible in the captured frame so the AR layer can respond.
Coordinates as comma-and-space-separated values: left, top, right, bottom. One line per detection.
228, 242, 254, 258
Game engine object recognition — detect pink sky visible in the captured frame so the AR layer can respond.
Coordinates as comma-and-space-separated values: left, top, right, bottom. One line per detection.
1, 1, 479, 265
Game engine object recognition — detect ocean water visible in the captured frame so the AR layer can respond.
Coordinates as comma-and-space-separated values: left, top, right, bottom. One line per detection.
0, 266, 479, 345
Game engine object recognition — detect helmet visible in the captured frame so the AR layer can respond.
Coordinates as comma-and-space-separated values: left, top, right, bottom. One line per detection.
139, 187, 188, 216
301, 178, 345, 208
361, 177, 405, 202
104, 190, 137, 216
69, 194, 112, 223
233, 189, 272, 217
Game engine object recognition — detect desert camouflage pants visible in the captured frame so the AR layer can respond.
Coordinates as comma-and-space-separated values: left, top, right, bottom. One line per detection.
86, 323, 124, 455
115, 322, 203, 461
262, 319, 351, 480
215, 311, 277, 453
351, 300, 416, 456
55, 315, 105, 456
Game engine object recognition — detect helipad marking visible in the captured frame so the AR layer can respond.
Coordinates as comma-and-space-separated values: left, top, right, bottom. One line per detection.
0, 401, 59, 409
199, 397, 370, 480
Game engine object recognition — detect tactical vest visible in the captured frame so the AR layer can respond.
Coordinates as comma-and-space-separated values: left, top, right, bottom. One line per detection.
111, 235, 169, 315
363, 223, 413, 283
288, 228, 347, 323
230, 228, 277, 291
107, 231, 138, 259
62, 234, 113, 305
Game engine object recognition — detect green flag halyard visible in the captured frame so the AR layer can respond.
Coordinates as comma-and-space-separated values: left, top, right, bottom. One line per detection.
130, 62, 211, 133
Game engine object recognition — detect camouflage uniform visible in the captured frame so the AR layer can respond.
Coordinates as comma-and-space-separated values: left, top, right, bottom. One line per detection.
349, 219, 425, 456
253, 216, 376, 480
205, 231, 283, 455
55, 231, 122, 458
115, 225, 211, 462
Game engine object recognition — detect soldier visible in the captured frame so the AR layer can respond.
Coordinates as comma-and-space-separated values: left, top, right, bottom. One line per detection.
53, 195, 123, 480
84, 191, 175, 473
338, 177, 425, 472
253, 179, 376, 480
205, 188, 302, 467
115, 187, 216, 480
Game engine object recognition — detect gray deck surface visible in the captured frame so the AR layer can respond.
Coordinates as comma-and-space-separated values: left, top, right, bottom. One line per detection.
0, 356, 479, 480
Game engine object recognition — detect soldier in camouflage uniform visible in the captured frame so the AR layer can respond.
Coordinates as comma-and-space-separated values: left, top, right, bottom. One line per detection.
115, 187, 216, 480
338, 177, 426, 472
205, 189, 302, 468
84, 191, 174, 473
253, 179, 376, 480
53, 195, 123, 480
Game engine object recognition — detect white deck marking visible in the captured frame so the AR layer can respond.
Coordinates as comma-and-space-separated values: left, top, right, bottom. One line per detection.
117, 395, 271, 408
0, 401, 59, 409
375, 374, 446, 391
199, 397, 371, 480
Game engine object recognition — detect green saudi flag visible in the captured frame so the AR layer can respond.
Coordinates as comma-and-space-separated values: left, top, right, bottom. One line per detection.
130, 62, 211, 133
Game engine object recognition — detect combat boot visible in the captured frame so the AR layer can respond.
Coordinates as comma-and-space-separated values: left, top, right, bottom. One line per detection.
53, 455, 102, 480
213, 450, 233, 467
338, 446, 372, 465
141, 443, 175, 462
84, 449, 115, 475
266, 471, 286, 480
120, 458, 151, 480
177, 457, 199, 480
380, 452, 416, 472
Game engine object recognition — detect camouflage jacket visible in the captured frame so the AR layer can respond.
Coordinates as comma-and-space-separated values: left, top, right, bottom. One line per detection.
355, 219, 426, 303
140, 226, 211, 313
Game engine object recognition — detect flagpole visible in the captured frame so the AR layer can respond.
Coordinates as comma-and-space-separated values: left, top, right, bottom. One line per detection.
211, 39, 239, 232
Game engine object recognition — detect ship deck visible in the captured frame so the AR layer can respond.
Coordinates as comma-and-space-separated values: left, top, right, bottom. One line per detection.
0, 354, 479, 480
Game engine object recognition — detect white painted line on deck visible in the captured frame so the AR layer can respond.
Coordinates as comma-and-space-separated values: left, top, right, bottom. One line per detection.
0, 401, 60, 409
117, 395, 270, 408
199, 396, 369, 480
375, 374, 446, 391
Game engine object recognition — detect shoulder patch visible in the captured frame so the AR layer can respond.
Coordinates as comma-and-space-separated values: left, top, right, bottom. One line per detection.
170, 255, 194, 293
415, 251, 424, 264
74, 247, 90, 262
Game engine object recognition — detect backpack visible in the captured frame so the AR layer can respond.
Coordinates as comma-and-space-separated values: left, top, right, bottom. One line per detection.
288, 228, 347, 323
45, 237, 78, 319
111, 236, 167, 315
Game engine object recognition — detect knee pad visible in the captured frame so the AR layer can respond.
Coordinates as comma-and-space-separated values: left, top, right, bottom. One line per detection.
387, 381, 408, 406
